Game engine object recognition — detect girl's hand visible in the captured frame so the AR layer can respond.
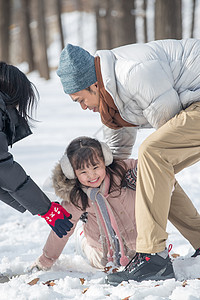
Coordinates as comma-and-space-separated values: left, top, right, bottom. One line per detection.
29, 254, 55, 272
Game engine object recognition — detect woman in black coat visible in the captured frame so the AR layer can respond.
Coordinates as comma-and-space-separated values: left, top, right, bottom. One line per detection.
0, 62, 73, 240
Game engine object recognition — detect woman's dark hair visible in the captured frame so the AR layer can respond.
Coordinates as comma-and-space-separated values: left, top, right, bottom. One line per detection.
66, 136, 127, 211
0, 61, 39, 121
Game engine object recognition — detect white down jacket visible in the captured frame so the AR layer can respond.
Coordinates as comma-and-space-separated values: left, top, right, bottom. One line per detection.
96, 38, 200, 157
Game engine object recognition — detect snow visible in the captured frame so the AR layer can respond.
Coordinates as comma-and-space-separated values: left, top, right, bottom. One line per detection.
1, 4, 200, 300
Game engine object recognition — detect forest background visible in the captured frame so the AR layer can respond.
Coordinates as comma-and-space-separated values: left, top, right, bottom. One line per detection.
0, 0, 199, 80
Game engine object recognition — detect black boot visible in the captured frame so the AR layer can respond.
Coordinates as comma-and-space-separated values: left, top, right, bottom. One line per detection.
191, 247, 200, 257
0, 274, 9, 283
105, 252, 175, 286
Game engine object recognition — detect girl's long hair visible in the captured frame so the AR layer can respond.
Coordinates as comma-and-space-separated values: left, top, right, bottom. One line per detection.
0, 61, 39, 121
66, 137, 127, 211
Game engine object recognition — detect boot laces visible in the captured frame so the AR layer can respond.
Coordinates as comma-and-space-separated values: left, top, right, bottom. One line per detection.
124, 253, 146, 271
124, 247, 172, 272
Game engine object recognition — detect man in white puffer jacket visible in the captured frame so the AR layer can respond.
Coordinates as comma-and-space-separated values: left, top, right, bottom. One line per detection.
56, 39, 200, 284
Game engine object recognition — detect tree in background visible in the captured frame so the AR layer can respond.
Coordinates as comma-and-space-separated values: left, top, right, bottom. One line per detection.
142, 0, 148, 43
0, 0, 11, 62
109, 0, 136, 48
20, 0, 35, 72
35, 0, 50, 80
154, 0, 182, 40
191, 0, 197, 38
0, 0, 199, 80
95, 0, 112, 49
56, 0, 65, 50
96, 0, 136, 49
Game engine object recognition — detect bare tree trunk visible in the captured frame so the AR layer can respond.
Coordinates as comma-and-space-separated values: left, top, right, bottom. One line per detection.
155, 0, 182, 40
0, 0, 11, 62
143, 0, 148, 42
20, 0, 35, 72
96, 0, 136, 50
110, 0, 136, 48
35, 0, 50, 80
55, 0, 65, 50
95, 0, 112, 49
76, 0, 84, 46
191, 0, 196, 38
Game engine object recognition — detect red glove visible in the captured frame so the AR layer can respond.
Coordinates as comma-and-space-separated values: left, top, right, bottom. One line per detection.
39, 202, 73, 238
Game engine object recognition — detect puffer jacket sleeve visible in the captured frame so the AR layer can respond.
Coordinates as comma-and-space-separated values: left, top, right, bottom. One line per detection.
0, 111, 51, 215
0, 187, 26, 212
127, 60, 182, 129
103, 125, 137, 159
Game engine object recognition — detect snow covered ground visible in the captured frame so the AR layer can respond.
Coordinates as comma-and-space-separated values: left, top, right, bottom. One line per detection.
1, 69, 200, 300
1, 3, 200, 299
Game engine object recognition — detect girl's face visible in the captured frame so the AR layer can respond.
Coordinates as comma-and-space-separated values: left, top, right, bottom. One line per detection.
75, 159, 106, 188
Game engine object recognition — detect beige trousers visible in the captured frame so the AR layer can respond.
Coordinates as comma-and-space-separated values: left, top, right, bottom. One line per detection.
135, 102, 200, 253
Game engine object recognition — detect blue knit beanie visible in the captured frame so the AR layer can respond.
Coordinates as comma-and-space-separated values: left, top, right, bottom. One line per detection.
57, 44, 97, 94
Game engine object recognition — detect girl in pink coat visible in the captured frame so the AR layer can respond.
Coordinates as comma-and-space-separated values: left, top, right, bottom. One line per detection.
33, 136, 199, 276
34, 136, 138, 270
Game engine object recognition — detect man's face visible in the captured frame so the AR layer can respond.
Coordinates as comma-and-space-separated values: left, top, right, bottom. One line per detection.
70, 82, 100, 112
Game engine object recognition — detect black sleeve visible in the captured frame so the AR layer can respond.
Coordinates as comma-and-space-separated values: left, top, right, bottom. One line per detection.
0, 112, 51, 215
0, 187, 26, 213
